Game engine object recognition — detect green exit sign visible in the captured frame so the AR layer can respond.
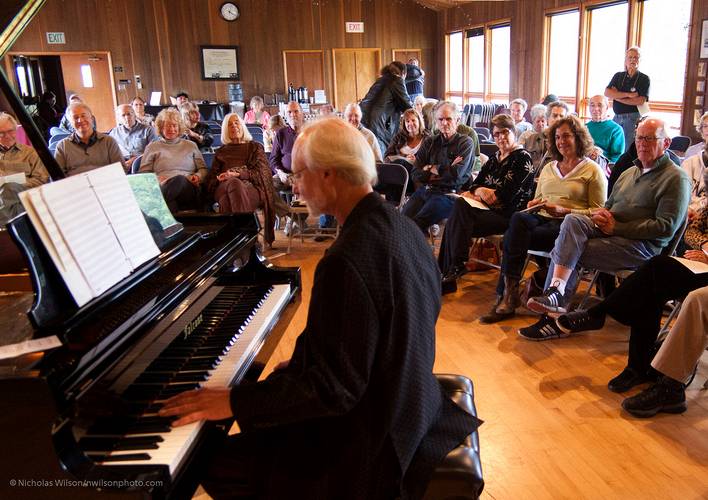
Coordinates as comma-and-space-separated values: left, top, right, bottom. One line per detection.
46, 32, 65, 44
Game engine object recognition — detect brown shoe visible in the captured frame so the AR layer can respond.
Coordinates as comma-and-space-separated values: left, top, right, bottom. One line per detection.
495, 276, 520, 315
480, 296, 508, 324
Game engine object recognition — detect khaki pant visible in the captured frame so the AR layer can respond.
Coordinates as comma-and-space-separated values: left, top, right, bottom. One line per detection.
652, 286, 708, 383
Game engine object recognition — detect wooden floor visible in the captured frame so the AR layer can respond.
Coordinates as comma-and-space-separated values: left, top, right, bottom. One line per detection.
202, 225, 708, 500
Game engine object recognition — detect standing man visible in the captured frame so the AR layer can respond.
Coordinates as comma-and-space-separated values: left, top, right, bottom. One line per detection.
0, 112, 49, 225
159, 117, 478, 499
109, 104, 158, 170
586, 95, 625, 163
269, 101, 304, 191
405, 57, 425, 102
605, 46, 650, 150
402, 101, 475, 233
54, 102, 123, 176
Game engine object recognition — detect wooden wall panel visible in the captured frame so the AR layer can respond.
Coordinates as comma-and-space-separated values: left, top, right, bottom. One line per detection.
8, 0, 439, 110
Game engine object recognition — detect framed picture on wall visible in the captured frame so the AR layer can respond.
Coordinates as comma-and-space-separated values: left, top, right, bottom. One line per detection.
699, 62, 707, 78
702, 20, 708, 59
200, 45, 239, 80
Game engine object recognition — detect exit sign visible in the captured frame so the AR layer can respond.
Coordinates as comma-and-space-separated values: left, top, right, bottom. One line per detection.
46, 32, 65, 44
345, 22, 364, 33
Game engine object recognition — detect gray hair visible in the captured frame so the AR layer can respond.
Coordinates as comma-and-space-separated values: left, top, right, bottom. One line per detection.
434, 100, 460, 118
67, 101, 92, 117
529, 104, 547, 121
344, 102, 362, 118
221, 112, 253, 145
0, 112, 18, 128
546, 101, 568, 119
155, 107, 186, 137
293, 117, 377, 187
249, 96, 264, 108
510, 98, 528, 112
696, 111, 708, 134
626, 45, 641, 57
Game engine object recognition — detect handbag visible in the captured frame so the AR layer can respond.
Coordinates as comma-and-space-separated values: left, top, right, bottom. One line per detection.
465, 239, 500, 272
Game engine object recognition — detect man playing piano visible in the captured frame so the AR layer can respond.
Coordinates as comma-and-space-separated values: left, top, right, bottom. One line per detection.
161, 117, 478, 499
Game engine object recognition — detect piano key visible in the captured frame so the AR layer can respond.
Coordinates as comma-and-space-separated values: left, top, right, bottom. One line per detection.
87, 453, 152, 462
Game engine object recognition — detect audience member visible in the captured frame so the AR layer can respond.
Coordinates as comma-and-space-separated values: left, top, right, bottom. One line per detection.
360, 61, 411, 154
518, 104, 547, 163
59, 94, 96, 133
139, 107, 207, 213
0, 112, 49, 225
420, 99, 438, 132
175, 92, 190, 107
180, 102, 213, 150
510, 98, 532, 136
344, 103, 383, 163
37, 91, 60, 131
683, 111, 708, 160
264, 114, 286, 154
206, 113, 282, 247
557, 191, 707, 395
541, 94, 559, 106
481, 115, 607, 322
405, 58, 425, 102
270, 101, 304, 191
159, 116, 478, 499
521, 101, 568, 172
605, 46, 650, 149
438, 114, 534, 294
586, 95, 625, 163
414, 95, 427, 116
402, 101, 475, 234
680, 146, 706, 221
244, 96, 271, 128
520, 118, 691, 340
132, 96, 155, 127
109, 104, 158, 168
384, 108, 430, 173
55, 102, 123, 176
317, 104, 335, 116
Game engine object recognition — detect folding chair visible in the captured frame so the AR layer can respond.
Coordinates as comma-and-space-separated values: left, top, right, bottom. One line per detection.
374, 162, 409, 210
473, 127, 490, 142
668, 135, 690, 155
130, 155, 142, 174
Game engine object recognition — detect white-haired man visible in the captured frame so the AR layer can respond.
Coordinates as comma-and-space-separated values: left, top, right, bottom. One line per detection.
108, 104, 158, 169
402, 101, 475, 233
510, 98, 532, 136
0, 112, 49, 225
586, 95, 625, 163
344, 102, 383, 162
55, 102, 123, 176
159, 117, 478, 500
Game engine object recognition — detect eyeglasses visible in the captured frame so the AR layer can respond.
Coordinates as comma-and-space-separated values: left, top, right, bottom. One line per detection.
635, 135, 660, 143
0, 129, 17, 137
492, 129, 511, 138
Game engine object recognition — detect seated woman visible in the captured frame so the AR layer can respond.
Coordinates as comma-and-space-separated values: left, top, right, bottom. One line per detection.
264, 114, 286, 154
206, 113, 283, 247
439, 114, 535, 294
132, 96, 154, 127
180, 102, 213, 150
518, 104, 548, 170
557, 172, 708, 398
683, 111, 708, 159
139, 107, 207, 213
481, 115, 607, 323
384, 108, 430, 173
243, 96, 271, 129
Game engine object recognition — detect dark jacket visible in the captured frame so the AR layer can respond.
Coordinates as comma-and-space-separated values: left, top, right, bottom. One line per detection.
405, 64, 424, 96
412, 132, 475, 193
360, 74, 411, 149
230, 193, 479, 499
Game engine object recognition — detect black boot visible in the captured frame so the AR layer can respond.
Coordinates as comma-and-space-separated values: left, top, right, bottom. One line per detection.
480, 296, 503, 324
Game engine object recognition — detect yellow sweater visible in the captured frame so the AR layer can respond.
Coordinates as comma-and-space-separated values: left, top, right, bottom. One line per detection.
534, 158, 607, 217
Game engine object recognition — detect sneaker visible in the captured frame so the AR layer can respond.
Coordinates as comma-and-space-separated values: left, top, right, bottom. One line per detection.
518, 315, 567, 341
608, 366, 652, 393
557, 310, 606, 334
527, 286, 567, 314
621, 376, 686, 417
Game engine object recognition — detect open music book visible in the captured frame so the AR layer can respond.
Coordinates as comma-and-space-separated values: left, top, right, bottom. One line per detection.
19, 163, 160, 307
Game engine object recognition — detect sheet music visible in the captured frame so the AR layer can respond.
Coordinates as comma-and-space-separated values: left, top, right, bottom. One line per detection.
87, 164, 159, 269
0, 335, 62, 361
0, 172, 26, 185
671, 256, 708, 274
40, 174, 132, 298
449, 193, 489, 210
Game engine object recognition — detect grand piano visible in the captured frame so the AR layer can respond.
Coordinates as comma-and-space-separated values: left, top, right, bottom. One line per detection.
0, 2, 301, 499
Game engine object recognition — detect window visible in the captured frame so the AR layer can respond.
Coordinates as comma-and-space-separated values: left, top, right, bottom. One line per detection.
489, 24, 510, 98
81, 64, 94, 88
546, 10, 579, 108
445, 21, 511, 104
448, 31, 463, 93
586, 2, 629, 99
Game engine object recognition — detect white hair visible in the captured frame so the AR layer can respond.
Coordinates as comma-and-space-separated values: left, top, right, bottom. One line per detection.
344, 102, 362, 118
510, 98, 528, 112
294, 117, 377, 187
529, 104, 547, 121
221, 112, 253, 145
0, 112, 18, 128
67, 101, 92, 117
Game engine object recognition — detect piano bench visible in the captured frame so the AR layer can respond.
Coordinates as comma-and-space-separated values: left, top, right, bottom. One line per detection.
422, 374, 484, 500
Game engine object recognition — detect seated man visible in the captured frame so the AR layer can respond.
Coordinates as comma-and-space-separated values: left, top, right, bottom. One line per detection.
159, 117, 479, 499
269, 101, 303, 191
58, 94, 96, 133
344, 102, 383, 163
55, 102, 123, 176
520, 118, 691, 340
108, 104, 158, 169
0, 112, 49, 225
510, 98, 532, 136
402, 101, 474, 233
586, 95, 625, 164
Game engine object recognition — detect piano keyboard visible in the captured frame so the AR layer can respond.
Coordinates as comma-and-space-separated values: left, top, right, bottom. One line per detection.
82, 282, 291, 475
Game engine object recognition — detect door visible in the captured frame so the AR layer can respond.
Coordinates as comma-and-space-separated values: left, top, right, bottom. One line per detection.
332, 48, 381, 110
392, 49, 422, 66
60, 53, 116, 131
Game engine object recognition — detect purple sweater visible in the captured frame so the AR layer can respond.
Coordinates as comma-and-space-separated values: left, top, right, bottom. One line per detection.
268, 126, 298, 174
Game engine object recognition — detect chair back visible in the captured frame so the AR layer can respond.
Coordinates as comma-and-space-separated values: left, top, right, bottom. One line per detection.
473, 127, 490, 141
479, 142, 499, 158
247, 124, 265, 145
202, 152, 215, 170
130, 155, 142, 174
211, 134, 223, 148
669, 135, 690, 154
661, 216, 689, 257
375, 162, 409, 209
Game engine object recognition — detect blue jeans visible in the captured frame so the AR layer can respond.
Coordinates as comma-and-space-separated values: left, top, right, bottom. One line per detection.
613, 112, 640, 152
546, 213, 657, 295
402, 187, 456, 233
319, 214, 335, 228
